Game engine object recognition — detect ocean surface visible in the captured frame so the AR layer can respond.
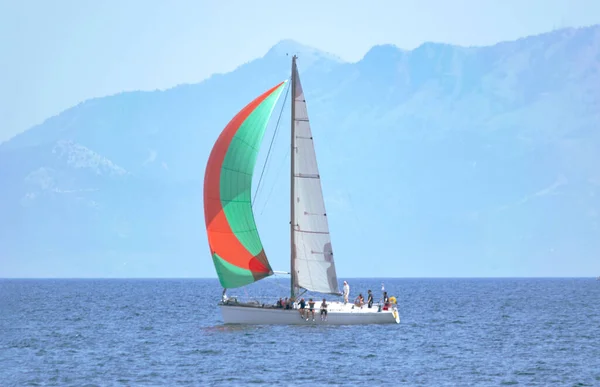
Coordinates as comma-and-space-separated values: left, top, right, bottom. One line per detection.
1, 278, 599, 386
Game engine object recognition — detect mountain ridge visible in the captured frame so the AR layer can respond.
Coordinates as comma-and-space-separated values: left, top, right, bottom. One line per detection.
6, 23, 598, 147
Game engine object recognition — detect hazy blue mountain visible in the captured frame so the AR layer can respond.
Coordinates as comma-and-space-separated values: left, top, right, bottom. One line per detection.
1, 26, 599, 278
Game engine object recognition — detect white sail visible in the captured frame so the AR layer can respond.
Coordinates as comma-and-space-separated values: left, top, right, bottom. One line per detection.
291, 62, 341, 295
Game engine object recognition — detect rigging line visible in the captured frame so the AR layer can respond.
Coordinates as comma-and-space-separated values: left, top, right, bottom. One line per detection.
252, 79, 291, 208
259, 148, 290, 216
272, 275, 291, 292
253, 80, 290, 205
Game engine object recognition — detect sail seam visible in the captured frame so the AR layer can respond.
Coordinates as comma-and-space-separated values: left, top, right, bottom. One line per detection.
221, 166, 253, 176
208, 229, 258, 234
295, 174, 319, 178
295, 230, 329, 235
230, 136, 260, 153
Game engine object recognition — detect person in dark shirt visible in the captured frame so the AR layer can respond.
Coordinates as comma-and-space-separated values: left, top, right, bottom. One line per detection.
307, 298, 316, 321
298, 298, 306, 319
367, 290, 373, 308
382, 291, 390, 310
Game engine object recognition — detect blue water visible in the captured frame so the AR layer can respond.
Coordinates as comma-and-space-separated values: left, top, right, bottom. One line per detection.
1, 278, 599, 386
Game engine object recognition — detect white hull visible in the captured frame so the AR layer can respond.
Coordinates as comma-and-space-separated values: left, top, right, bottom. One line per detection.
218, 301, 400, 325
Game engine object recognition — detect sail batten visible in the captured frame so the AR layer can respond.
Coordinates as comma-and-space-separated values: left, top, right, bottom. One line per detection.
204, 81, 287, 289
291, 62, 341, 296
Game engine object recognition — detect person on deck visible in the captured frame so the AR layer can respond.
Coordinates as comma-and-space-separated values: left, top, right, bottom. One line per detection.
382, 291, 390, 310
307, 298, 316, 321
343, 281, 350, 304
320, 298, 328, 321
354, 293, 364, 307
367, 290, 374, 308
298, 298, 306, 319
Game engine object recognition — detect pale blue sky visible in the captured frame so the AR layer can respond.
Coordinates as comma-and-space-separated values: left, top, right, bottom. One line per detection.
1, 0, 599, 143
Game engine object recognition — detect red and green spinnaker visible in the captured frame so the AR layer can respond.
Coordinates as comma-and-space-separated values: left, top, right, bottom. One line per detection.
203, 81, 286, 289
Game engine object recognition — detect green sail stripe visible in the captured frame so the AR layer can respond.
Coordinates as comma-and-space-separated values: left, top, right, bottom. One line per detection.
219, 84, 285, 256
212, 253, 256, 289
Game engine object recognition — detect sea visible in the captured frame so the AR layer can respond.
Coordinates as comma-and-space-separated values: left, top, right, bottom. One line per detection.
1, 278, 599, 386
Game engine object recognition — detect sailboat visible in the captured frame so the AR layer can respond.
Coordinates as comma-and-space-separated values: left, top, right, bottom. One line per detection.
203, 55, 399, 325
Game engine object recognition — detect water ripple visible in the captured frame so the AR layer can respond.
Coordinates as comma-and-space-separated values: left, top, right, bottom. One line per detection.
1, 278, 599, 386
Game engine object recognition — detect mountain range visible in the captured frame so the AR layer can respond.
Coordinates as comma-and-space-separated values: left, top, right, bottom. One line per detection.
1, 25, 599, 278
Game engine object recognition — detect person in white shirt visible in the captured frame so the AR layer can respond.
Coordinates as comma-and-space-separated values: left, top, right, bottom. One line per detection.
320, 298, 328, 321
343, 281, 350, 304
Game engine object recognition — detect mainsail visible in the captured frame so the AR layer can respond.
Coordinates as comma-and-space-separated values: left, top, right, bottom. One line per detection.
204, 81, 287, 289
291, 60, 341, 295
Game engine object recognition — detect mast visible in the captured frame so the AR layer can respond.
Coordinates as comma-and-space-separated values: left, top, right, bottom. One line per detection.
290, 55, 297, 299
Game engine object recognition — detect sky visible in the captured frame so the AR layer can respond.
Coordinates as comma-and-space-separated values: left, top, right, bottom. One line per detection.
1, 0, 599, 143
